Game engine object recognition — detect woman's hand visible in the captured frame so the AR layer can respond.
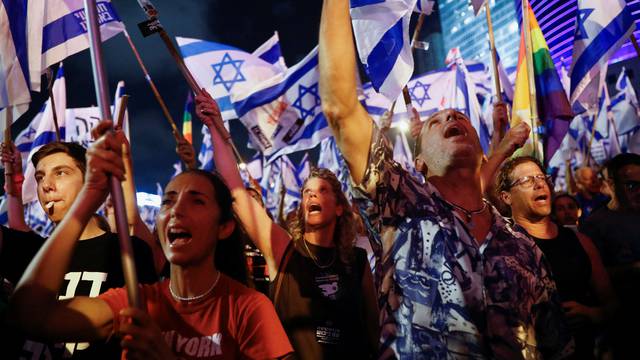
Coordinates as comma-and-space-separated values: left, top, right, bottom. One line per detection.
118, 307, 175, 360
82, 121, 126, 211
175, 136, 196, 170
194, 89, 229, 140
1, 141, 24, 196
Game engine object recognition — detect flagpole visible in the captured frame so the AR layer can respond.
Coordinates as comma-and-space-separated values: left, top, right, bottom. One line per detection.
3, 107, 13, 191
485, 2, 501, 100
521, 0, 542, 162
122, 30, 180, 139
46, 68, 62, 142
630, 33, 640, 59
84, 0, 141, 309
115, 94, 129, 130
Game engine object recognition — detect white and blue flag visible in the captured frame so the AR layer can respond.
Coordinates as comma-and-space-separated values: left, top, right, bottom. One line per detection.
414, 0, 434, 15
0, 0, 32, 124
350, 0, 416, 101
178, 36, 285, 120
22, 64, 66, 204
317, 136, 350, 193
610, 67, 640, 136
198, 124, 214, 171
41, 0, 124, 73
252, 31, 287, 73
233, 47, 332, 164
569, 0, 635, 111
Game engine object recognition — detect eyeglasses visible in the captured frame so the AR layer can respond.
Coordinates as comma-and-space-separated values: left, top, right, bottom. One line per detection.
509, 174, 552, 189
623, 181, 640, 192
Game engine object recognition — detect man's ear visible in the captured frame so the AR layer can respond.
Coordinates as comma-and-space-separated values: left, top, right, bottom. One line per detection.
499, 190, 512, 206
415, 155, 428, 177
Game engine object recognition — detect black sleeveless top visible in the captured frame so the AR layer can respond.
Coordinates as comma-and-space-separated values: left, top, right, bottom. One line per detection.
531, 225, 594, 305
271, 241, 372, 360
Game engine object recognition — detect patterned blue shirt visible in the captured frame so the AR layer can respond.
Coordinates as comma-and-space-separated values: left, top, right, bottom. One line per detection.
350, 127, 572, 359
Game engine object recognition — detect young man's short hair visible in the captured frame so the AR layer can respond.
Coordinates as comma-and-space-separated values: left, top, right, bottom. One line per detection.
604, 153, 640, 181
31, 142, 87, 175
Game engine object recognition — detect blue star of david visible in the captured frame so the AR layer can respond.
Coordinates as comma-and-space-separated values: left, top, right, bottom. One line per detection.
574, 8, 593, 40
292, 83, 321, 120
211, 53, 246, 91
409, 80, 431, 107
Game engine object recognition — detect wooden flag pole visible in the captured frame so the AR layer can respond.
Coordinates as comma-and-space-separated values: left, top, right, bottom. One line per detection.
630, 33, 640, 58
84, 0, 141, 309
115, 95, 130, 130
46, 68, 62, 141
485, 1, 510, 141
134, 0, 244, 164
521, 0, 542, 163
4, 107, 14, 193
122, 30, 180, 139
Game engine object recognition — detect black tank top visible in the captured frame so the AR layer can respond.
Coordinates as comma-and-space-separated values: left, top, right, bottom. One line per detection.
271, 241, 371, 360
531, 225, 594, 305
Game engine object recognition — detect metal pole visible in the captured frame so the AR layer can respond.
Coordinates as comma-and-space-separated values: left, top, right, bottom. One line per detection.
84, 0, 141, 309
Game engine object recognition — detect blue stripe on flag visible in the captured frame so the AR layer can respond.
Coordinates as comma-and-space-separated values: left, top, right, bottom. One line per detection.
2, 0, 29, 85
365, 17, 404, 92
42, 1, 121, 53
179, 40, 241, 58
570, 9, 635, 95
234, 55, 319, 117
350, 0, 386, 9
258, 43, 281, 65
30, 128, 66, 149
216, 95, 234, 112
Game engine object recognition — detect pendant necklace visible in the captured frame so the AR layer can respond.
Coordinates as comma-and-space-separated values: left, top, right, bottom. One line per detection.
303, 239, 336, 269
444, 199, 488, 229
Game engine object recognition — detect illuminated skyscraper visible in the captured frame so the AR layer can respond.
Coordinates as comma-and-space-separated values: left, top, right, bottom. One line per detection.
438, 0, 521, 70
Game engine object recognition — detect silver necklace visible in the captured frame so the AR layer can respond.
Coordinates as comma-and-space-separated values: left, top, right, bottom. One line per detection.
302, 239, 336, 269
169, 271, 221, 302
444, 199, 488, 228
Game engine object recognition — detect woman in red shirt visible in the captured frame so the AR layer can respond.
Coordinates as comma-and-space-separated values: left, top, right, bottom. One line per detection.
9, 121, 293, 360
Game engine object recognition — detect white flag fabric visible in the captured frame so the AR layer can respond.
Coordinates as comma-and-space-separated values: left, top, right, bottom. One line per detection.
233, 47, 332, 164
22, 64, 66, 204
350, 0, 416, 101
0, 0, 32, 125
41, 0, 125, 71
414, 0, 434, 15
569, 0, 635, 111
178, 36, 285, 120
610, 67, 640, 135
252, 31, 287, 73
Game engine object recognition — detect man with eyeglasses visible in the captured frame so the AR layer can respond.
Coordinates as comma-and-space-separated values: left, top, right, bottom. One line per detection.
497, 156, 616, 359
580, 153, 640, 358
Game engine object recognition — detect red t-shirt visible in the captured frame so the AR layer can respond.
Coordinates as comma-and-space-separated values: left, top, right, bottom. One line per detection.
99, 275, 292, 359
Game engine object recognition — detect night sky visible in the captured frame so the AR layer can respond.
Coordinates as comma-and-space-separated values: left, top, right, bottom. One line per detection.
14, 0, 323, 193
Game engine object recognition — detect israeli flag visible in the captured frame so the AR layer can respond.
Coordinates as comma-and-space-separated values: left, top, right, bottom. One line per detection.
22, 64, 66, 204
280, 155, 302, 216
317, 136, 350, 193
393, 132, 423, 181
41, 0, 124, 71
610, 67, 640, 135
297, 153, 311, 182
252, 31, 287, 73
178, 36, 285, 120
233, 47, 332, 164
414, 0, 434, 15
198, 124, 214, 171
569, 0, 635, 110
350, 0, 416, 101
0, 0, 32, 124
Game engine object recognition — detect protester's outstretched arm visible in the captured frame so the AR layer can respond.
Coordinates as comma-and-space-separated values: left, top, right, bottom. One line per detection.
319, 0, 372, 184
1, 142, 30, 231
8, 121, 122, 341
195, 91, 291, 278
481, 122, 530, 195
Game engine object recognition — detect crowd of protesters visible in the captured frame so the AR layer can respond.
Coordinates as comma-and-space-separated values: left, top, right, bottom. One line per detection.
0, 1, 639, 359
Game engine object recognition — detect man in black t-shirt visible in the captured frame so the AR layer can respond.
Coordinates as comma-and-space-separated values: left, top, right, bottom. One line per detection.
1, 141, 157, 359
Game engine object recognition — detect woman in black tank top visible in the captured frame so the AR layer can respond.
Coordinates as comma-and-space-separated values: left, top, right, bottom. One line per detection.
196, 94, 380, 360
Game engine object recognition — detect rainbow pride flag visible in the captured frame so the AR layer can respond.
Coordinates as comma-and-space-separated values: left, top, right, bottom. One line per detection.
511, 3, 573, 161
182, 92, 194, 144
